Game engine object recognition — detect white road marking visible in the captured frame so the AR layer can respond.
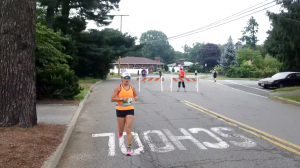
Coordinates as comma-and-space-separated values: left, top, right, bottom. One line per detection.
163, 128, 207, 150
92, 133, 116, 156
207, 80, 268, 98
93, 127, 257, 156
224, 80, 270, 93
119, 132, 144, 155
143, 130, 175, 152
211, 127, 257, 148
189, 128, 229, 149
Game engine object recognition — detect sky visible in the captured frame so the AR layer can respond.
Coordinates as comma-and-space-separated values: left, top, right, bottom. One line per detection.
87, 0, 281, 52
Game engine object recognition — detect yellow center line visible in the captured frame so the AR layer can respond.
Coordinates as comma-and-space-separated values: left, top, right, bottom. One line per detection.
182, 100, 300, 155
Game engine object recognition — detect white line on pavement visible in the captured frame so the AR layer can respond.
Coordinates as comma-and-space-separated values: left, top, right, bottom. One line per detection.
224, 80, 270, 93
207, 80, 268, 99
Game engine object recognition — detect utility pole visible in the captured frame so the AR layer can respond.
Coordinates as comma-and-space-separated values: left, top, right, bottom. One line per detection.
110, 15, 129, 76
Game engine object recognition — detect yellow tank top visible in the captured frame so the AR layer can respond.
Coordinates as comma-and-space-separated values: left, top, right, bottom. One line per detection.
116, 84, 134, 110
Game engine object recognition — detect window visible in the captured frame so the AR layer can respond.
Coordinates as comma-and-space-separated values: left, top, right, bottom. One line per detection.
296, 73, 300, 78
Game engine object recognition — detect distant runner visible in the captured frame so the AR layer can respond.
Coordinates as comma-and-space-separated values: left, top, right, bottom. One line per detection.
141, 68, 147, 83
111, 72, 138, 156
159, 69, 162, 78
213, 69, 218, 83
177, 67, 186, 92
195, 70, 198, 78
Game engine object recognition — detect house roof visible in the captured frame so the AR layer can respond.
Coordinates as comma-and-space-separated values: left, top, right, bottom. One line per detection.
113, 57, 164, 65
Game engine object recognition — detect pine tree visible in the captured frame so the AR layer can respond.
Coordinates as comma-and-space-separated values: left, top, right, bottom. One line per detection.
221, 36, 238, 71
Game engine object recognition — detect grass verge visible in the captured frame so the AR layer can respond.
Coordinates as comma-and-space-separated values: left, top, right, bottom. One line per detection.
274, 86, 300, 92
74, 86, 90, 101
278, 95, 300, 103
0, 124, 66, 168
78, 77, 101, 84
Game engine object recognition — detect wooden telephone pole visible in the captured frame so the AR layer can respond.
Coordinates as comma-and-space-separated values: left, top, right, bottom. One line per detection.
110, 15, 129, 76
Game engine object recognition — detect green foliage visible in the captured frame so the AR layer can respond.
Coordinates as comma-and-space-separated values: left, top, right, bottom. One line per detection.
265, 1, 300, 71
183, 43, 204, 63
220, 36, 237, 72
36, 23, 81, 100
188, 64, 203, 73
164, 64, 169, 71
75, 28, 137, 79
198, 43, 221, 70
138, 30, 174, 64
214, 65, 223, 71
239, 16, 259, 49
172, 67, 175, 72
226, 61, 278, 78
236, 48, 264, 69
263, 54, 282, 69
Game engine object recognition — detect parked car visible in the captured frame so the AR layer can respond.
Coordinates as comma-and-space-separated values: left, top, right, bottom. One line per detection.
258, 72, 300, 88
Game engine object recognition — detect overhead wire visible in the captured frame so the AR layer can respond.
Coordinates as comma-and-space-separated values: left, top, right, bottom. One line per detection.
141, 0, 278, 44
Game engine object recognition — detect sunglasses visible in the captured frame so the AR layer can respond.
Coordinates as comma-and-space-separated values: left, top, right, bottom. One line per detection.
123, 76, 131, 79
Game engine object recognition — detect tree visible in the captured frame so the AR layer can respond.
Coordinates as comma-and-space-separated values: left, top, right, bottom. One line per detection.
235, 41, 243, 50
36, 23, 81, 100
75, 29, 137, 78
265, 0, 300, 71
198, 43, 221, 70
183, 43, 204, 63
239, 16, 259, 49
139, 30, 174, 64
0, 0, 37, 127
38, 0, 120, 34
220, 36, 238, 71
236, 48, 264, 69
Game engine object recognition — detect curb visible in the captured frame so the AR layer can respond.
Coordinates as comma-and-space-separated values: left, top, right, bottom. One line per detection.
42, 81, 101, 168
271, 95, 300, 106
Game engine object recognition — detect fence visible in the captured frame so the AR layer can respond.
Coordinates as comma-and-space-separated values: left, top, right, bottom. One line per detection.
136, 76, 199, 92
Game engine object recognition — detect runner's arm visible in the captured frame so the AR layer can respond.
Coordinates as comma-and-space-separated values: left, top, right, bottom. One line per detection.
111, 86, 128, 102
132, 86, 138, 101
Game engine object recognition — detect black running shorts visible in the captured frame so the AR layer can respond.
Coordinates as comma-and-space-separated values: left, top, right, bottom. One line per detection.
116, 109, 134, 118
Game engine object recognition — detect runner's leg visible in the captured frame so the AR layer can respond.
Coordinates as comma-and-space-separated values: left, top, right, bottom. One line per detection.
125, 115, 134, 145
117, 117, 125, 137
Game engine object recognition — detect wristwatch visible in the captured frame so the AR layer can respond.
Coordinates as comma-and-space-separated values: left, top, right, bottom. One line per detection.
120, 98, 123, 101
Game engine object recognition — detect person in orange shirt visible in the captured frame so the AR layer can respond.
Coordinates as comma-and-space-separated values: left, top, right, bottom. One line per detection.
177, 67, 187, 92
111, 72, 138, 156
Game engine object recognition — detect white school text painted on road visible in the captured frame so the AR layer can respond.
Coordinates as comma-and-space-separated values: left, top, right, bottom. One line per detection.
92, 127, 256, 156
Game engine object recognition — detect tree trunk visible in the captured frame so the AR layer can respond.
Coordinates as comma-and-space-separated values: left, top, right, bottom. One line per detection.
0, 0, 37, 127
61, 0, 71, 34
46, 0, 55, 28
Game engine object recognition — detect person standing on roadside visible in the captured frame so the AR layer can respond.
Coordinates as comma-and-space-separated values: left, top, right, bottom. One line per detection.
177, 67, 186, 92
111, 72, 138, 156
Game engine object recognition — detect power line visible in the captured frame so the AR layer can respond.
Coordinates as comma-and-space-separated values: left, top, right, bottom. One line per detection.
142, 0, 277, 44
168, 0, 275, 40
168, 0, 274, 39
168, 3, 278, 41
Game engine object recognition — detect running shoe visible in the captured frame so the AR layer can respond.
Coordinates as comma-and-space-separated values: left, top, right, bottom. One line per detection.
118, 133, 123, 138
126, 145, 132, 156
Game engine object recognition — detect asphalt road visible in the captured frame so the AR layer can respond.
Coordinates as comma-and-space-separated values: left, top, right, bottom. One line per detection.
58, 76, 300, 168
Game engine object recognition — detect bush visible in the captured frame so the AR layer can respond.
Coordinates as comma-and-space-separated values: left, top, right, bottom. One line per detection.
36, 23, 81, 100
226, 62, 279, 78
172, 67, 175, 72
36, 65, 81, 100
188, 64, 203, 73
110, 71, 115, 75
164, 64, 169, 71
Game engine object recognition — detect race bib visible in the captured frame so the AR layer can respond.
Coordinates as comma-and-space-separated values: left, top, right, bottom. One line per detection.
122, 98, 133, 106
